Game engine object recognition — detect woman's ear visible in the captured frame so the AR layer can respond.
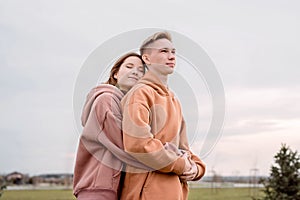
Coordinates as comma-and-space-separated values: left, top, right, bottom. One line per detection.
142, 54, 151, 65
113, 72, 118, 80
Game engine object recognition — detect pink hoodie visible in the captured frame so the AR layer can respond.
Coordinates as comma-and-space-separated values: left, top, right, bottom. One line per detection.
73, 84, 151, 199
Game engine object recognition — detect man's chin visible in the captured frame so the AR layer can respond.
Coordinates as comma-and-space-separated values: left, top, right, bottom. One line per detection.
167, 68, 175, 74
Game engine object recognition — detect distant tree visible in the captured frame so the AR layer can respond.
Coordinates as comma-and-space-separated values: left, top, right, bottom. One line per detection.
0, 184, 6, 198
258, 144, 300, 200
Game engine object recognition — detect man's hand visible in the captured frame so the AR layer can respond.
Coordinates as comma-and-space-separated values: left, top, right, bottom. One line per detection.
180, 154, 198, 181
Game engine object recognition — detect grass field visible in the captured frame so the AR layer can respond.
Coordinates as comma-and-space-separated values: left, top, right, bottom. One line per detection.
0, 188, 263, 200
189, 188, 263, 200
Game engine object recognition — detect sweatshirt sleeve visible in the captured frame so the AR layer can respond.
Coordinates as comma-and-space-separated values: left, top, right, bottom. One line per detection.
84, 93, 152, 170
94, 93, 123, 148
179, 119, 206, 180
121, 89, 186, 175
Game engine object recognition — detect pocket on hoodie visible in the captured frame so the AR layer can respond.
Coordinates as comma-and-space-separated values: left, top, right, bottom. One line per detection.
112, 168, 122, 191
93, 164, 121, 190
142, 173, 182, 199
143, 171, 154, 189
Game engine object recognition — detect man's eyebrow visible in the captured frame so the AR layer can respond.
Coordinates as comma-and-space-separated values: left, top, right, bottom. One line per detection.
162, 48, 176, 52
157, 47, 176, 50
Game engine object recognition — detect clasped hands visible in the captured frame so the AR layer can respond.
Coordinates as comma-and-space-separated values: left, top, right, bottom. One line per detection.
164, 142, 198, 181
180, 151, 198, 181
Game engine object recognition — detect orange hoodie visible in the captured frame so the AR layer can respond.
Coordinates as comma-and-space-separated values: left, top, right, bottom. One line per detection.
121, 71, 206, 200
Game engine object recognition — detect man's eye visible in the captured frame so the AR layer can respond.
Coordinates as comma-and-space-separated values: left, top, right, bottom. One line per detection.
160, 49, 167, 53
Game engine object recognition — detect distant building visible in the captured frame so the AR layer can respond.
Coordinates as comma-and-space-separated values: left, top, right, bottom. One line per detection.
5, 171, 28, 185
4, 172, 73, 186
0, 175, 5, 185
30, 173, 73, 186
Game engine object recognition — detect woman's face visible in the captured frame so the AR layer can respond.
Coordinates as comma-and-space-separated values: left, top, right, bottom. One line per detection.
114, 56, 144, 92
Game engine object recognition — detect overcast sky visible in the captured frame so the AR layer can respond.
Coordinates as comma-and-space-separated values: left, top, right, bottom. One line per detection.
1, 0, 299, 177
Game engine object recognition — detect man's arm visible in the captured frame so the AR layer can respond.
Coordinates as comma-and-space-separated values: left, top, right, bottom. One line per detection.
121, 88, 187, 175
178, 119, 206, 181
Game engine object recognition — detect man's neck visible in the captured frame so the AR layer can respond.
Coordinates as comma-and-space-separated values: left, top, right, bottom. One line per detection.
150, 70, 168, 86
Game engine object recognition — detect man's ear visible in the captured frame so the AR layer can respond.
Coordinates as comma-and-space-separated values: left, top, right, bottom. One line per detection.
142, 54, 151, 65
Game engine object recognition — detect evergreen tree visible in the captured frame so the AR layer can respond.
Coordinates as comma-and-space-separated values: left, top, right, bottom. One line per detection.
260, 144, 300, 200
0, 176, 6, 198
0, 185, 5, 198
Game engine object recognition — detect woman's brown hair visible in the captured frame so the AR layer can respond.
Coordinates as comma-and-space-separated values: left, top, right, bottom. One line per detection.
106, 52, 144, 85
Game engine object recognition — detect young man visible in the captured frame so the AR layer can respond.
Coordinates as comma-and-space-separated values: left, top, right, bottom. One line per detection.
120, 31, 206, 200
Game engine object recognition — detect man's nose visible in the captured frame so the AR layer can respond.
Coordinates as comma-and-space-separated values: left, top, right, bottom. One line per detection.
168, 52, 175, 60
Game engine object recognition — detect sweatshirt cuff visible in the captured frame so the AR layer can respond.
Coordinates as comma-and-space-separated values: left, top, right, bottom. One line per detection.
193, 165, 205, 181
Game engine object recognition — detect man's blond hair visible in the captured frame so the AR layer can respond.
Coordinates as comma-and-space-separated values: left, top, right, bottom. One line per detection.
139, 31, 172, 55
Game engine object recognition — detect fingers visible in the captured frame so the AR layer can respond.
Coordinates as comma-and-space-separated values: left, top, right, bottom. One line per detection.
183, 158, 192, 172
180, 173, 196, 181
180, 160, 198, 181
182, 170, 194, 176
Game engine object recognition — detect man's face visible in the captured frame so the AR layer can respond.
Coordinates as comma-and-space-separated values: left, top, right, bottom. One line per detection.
143, 38, 176, 76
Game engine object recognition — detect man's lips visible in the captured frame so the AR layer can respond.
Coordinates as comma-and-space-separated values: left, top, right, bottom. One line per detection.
166, 63, 175, 68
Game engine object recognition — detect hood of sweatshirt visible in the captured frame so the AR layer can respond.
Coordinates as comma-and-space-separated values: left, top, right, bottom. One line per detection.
81, 84, 124, 126
137, 71, 173, 97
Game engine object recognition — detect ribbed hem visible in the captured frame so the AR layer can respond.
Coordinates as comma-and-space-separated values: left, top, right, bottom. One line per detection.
76, 189, 117, 200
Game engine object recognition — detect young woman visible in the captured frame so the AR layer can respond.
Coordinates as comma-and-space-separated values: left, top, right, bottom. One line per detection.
73, 52, 146, 200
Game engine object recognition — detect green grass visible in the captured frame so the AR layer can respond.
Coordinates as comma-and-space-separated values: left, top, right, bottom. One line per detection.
0, 188, 263, 200
189, 188, 263, 200
0, 190, 76, 200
